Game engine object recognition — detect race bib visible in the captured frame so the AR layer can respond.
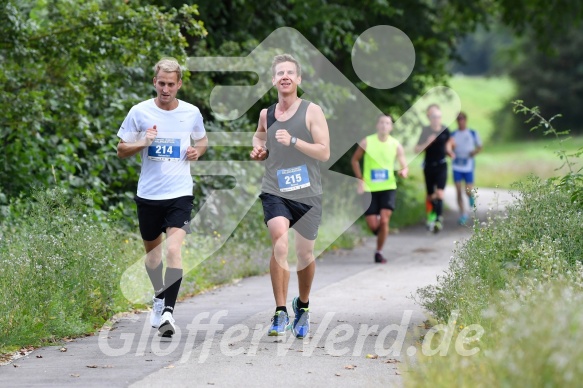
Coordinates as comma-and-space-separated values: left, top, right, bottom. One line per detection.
277, 165, 311, 192
454, 157, 468, 166
371, 169, 390, 182
148, 138, 181, 161
453, 157, 474, 172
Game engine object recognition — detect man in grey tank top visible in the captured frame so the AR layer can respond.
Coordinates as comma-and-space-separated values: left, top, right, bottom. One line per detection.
250, 54, 330, 339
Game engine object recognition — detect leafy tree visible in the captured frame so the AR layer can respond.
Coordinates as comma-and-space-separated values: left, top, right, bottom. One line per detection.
0, 0, 206, 216
2, 0, 583, 213
506, 26, 583, 137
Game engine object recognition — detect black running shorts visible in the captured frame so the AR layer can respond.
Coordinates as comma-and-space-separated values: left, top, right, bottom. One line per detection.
134, 195, 194, 241
423, 164, 448, 195
259, 192, 322, 240
363, 190, 397, 216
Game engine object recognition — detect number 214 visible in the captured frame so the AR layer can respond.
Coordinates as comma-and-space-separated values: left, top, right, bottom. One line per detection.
156, 145, 173, 154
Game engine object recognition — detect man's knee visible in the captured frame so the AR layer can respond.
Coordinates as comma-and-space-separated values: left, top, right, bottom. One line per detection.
273, 236, 289, 258
296, 249, 314, 267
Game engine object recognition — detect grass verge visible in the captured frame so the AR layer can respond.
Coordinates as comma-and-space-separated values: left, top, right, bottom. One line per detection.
449, 75, 516, 143
475, 137, 583, 188
0, 187, 368, 355
408, 103, 583, 386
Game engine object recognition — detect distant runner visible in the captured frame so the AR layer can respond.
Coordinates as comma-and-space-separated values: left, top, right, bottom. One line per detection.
351, 114, 408, 263
414, 104, 454, 233
451, 111, 482, 225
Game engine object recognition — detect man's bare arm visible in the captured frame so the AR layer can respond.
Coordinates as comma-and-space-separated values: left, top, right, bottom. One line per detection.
294, 104, 330, 162
117, 125, 157, 159
250, 109, 268, 160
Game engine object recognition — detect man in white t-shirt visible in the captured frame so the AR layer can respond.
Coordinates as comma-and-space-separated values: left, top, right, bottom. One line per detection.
451, 112, 482, 225
117, 57, 208, 337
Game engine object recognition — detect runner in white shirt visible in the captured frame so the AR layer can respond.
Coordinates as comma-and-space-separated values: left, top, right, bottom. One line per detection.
451, 112, 482, 225
117, 58, 208, 337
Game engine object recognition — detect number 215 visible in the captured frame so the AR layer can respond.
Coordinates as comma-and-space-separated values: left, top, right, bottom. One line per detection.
285, 174, 302, 185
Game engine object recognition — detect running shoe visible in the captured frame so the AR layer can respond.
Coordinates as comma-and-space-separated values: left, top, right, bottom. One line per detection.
458, 214, 468, 226
374, 252, 387, 264
291, 297, 310, 339
158, 311, 176, 337
268, 310, 289, 336
434, 216, 444, 233
150, 296, 165, 328
426, 211, 437, 231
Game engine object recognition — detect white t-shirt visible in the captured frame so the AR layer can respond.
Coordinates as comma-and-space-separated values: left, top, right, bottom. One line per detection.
117, 99, 206, 200
452, 129, 481, 173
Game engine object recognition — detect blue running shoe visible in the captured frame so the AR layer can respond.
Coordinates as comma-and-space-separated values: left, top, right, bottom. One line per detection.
291, 297, 310, 339
458, 214, 468, 225
268, 310, 289, 336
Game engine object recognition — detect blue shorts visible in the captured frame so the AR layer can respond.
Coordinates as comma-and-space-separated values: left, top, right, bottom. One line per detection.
453, 170, 474, 184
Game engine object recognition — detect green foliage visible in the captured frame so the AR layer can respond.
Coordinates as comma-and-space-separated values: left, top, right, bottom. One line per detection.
0, 188, 141, 350
408, 280, 583, 388
0, 0, 206, 218
450, 23, 516, 76
513, 100, 583, 203
500, 27, 583, 138
411, 103, 583, 387
417, 175, 583, 324
391, 174, 426, 228
3, 0, 583, 217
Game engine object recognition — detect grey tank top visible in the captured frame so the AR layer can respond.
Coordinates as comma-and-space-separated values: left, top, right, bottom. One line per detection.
261, 99, 323, 199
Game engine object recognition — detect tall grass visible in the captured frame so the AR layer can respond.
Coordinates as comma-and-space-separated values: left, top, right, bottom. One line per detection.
0, 189, 139, 351
0, 185, 368, 354
409, 103, 583, 386
449, 75, 516, 143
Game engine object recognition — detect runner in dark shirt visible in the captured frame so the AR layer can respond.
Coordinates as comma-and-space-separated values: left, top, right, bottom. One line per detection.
414, 104, 454, 232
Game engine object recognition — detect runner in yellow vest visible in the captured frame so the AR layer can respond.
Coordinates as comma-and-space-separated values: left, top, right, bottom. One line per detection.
351, 114, 408, 263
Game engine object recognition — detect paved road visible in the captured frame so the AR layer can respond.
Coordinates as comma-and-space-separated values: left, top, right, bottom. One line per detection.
1, 188, 514, 387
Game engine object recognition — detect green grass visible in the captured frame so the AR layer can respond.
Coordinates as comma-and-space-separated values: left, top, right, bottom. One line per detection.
410, 100, 583, 386
0, 186, 370, 355
475, 137, 583, 188
410, 176, 583, 387
0, 189, 139, 353
448, 75, 516, 143
445, 75, 583, 187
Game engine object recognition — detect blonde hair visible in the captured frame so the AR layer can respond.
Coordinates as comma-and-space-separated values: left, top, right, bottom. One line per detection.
153, 57, 182, 80
271, 54, 301, 77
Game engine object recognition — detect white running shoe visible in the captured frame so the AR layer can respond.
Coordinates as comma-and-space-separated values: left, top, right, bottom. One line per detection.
150, 297, 164, 328
158, 311, 176, 337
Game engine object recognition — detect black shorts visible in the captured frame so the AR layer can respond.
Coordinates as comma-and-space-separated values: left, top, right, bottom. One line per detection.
259, 192, 322, 240
424, 164, 448, 195
135, 195, 194, 241
363, 190, 397, 216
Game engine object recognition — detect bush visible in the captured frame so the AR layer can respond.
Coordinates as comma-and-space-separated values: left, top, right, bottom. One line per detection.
416, 175, 583, 326
0, 189, 140, 350
410, 102, 583, 386
409, 280, 583, 387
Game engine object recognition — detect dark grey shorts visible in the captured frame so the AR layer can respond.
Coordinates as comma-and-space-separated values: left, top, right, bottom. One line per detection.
259, 192, 322, 240
363, 190, 397, 215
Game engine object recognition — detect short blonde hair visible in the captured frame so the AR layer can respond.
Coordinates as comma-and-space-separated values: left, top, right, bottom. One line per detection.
153, 57, 182, 80
271, 54, 301, 77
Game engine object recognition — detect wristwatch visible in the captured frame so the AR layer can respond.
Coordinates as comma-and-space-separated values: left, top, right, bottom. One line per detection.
290, 136, 297, 147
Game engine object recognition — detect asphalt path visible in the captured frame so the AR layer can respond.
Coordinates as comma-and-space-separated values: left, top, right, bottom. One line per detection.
1, 187, 515, 387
